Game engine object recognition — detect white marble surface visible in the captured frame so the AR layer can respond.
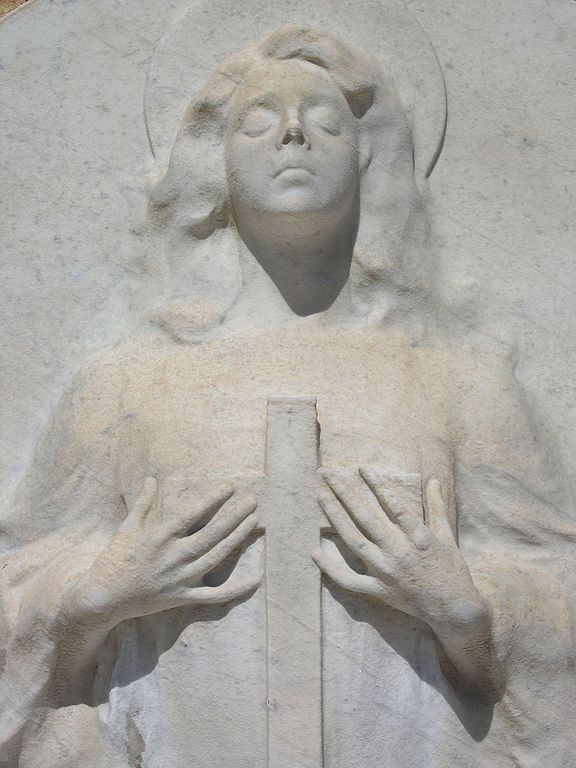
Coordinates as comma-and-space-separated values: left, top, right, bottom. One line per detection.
1, 0, 575, 496
1, 1, 576, 766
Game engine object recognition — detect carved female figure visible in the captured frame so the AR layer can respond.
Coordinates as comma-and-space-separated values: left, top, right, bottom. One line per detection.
1, 25, 574, 768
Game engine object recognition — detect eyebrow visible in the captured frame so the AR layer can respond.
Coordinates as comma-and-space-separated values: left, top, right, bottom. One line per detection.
237, 93, 281, 111
236, 89, 344, 115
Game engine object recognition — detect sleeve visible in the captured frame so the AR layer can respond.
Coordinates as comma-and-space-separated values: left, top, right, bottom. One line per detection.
450, 348, 575, 559
452, 348, 569, 513
0, 349, 126, 766
1, 350, 126, 548
451, 348, 576, 763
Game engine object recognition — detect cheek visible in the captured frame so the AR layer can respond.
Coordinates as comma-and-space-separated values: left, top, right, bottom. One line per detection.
225, 140, 269, 195
318, 141, 360, 190
336, 135, 361, 172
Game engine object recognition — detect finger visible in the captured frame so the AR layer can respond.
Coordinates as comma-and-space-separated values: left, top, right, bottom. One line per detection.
322, 471, 393, 545
165, 484, 235, 537
318, 491, 381, 567
189, 515, 259, 574
124, 477, 157, 526
359, 468, 431, 545
187, 570, 262, 605
179, 495, 258, 560
312, 549, 387, 599
424, 478, 456, 544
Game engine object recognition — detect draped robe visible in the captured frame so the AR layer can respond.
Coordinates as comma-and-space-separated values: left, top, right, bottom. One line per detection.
2, 322, 575, 767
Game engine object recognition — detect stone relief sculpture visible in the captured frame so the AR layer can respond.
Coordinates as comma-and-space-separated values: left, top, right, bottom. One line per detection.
1, 15, 575, 768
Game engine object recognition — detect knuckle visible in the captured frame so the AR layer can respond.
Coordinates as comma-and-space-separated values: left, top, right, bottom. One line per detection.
412, 529, 432, 550
227, 502, 250, 519
202, 485, 234, 508
239, 493, 258, 509
178, 537, 203, 562
385, 548, 406, 571
169, 513, 192, 534
182, 562, 202, 582
149, 527, 170, 549
201, 492, 221, 510
167, 537, 187, 559
157, 552, 178, 576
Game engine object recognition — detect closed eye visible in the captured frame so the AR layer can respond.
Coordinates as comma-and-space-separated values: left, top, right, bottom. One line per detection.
242, 124, 273, 137
238, 108, 279, 137
319, 124, 341, 136
305, 105, 344, 137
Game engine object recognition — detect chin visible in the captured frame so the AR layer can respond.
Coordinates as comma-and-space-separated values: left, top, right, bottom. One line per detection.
265, 189, 330, 216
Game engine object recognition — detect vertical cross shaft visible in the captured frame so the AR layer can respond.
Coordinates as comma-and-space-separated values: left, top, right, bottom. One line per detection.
261, 396, 325, 768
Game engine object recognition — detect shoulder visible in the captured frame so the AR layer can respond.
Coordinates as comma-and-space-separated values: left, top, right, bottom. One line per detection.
42, 337, 159, 457
51, 345, 127, 433
58, 331, 176, 411
411, 330, 559, 484
400, 328, 520, 413
438, 333, 570, 509
414, 332, 527, 426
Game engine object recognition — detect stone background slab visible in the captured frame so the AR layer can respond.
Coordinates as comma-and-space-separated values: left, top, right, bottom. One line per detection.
1, 0, 575, 504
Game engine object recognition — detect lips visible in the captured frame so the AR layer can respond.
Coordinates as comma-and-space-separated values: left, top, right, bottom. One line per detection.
274, 166, 314, 177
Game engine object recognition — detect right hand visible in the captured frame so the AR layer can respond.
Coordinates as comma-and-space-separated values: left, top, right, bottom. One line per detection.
64, 477, 261, 630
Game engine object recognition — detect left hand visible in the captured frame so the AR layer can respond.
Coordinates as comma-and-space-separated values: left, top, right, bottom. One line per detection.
313, 468, 490, 634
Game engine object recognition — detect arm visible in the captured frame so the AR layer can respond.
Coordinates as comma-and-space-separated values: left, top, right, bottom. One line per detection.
312, 349, 574, 705
0, 354, 261, 762
0, 356, 123, 762
0, 479, 261, 762
313, 469, 501, 699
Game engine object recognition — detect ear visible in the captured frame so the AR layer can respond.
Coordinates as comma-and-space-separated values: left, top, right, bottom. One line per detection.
359, 131, 372, 174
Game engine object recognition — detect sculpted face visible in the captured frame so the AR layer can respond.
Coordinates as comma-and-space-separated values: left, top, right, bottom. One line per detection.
225, 59, 361, 217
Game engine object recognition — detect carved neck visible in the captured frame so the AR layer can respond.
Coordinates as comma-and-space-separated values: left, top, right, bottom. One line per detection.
231, 199, 359, 319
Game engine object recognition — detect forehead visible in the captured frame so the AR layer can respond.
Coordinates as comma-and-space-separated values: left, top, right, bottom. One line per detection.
231, 59, 348, 109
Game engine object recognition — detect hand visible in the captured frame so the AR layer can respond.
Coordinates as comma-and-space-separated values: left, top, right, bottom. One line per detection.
65, 478, 261, 630
313, 468, 490, 635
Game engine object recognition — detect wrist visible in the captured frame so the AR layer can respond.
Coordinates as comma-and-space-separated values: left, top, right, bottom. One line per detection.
55, 571, 120, 635
430, 594, 493, 642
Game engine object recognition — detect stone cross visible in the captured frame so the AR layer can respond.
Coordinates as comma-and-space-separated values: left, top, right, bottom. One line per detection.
257, 397, 423, 768
260, 396, 326, 768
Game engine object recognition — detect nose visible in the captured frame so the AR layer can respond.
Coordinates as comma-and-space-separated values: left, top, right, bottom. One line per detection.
277, 113, 310, 149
